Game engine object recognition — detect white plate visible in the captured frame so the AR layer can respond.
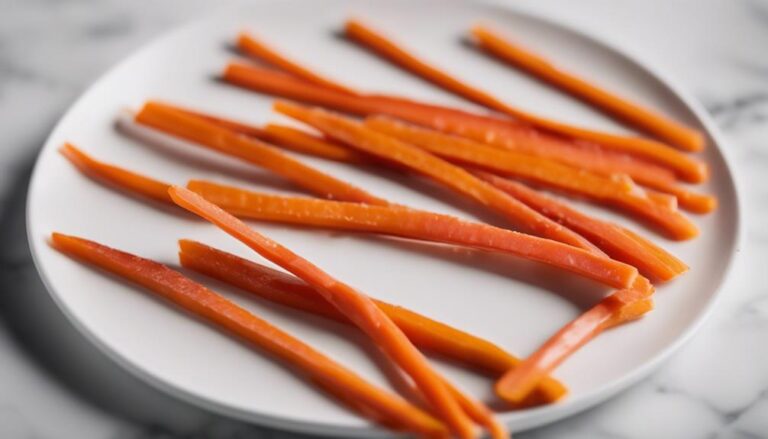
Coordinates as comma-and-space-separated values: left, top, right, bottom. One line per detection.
26, 0, 740, 436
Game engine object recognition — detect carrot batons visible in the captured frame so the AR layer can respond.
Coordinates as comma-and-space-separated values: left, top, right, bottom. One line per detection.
344, 19, 708, 182
470, 25, 705, 152
180, 239, 567, 405
274, 100, 602, 252
168, 186, 497, 439
134, 101, 388, 205
474, 172, 688, 281
237, 31, 357, 95
494, 277, 654, 404
59, 143, 171, 203
187, 180, 638, 289
51, 233, 446, 437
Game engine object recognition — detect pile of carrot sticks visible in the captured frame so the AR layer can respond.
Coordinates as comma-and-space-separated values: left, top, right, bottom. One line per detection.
52, 19, 715, 438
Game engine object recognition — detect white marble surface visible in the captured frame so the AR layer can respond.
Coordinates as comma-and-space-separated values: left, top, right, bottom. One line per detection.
0, 0, 766, 437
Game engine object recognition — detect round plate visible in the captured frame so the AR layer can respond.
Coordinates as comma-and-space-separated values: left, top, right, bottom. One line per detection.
27, 0, 740, 436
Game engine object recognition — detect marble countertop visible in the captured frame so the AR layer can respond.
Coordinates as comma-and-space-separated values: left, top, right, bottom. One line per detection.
1, 0, 766, 438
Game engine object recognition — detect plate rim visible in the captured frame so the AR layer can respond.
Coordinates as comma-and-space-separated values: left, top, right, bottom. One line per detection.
24, 0, 744, 436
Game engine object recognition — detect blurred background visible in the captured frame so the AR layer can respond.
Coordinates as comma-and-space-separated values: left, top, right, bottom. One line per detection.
0, 0, 766, 438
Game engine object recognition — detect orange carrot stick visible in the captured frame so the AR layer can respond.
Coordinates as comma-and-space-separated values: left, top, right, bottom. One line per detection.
179, 239, 567, 405
473, 172, 688, 281
51, 233, 447, 437
639, 179, 717, 214
168, 186, 484, 438
344, 19, 709, 182
274, 101, 602, 253
471, 26, 705, 152
237, 31, 357, 95
221, 63, 684, 187
261, 123, 368, 163
187, 180, 638, 289
134, 101, 388, 205
59, 143, 172, 203
494, 277, 654, 404
364, 116, 634, 200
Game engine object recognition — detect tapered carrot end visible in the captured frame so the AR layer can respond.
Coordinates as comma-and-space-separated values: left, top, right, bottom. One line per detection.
494, 373, 529, 405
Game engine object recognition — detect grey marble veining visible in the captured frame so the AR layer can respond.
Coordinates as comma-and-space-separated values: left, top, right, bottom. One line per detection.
0, 0, 766, 438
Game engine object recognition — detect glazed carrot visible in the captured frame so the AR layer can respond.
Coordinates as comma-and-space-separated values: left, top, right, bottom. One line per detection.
237, 31, 357, 95
364, 116, 635, 200
494, 277, 654, 404
345, 19, 708, 182
172, 106, 267, 138
168, 187, 483, 438
640, 179, 717, 214
471, 25, 705, 152
187, 180, 638, 289
262, 123, 368, 163
473, 172, 688, 281
222, 63, 683, 187
59, 143, 171, 203
134, 101, 388, 205
50, 233, 446, 437
179, 239, 567, 406
274, 101, 602, 252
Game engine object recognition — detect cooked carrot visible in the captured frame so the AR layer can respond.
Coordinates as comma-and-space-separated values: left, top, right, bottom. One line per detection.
168, 186, 483, 438
172, 106, 268, 139
180, 239, 567, 406
222, 63, 684, 187
640, 179, 717, 214
494, 277, 654, 404
50, 233, 446, 437
365, 116, 635, 199
187, 180, 638, 289
473, 172, 689, 280
134, 101, 388, 205
274, 101, 602, 252
59, 143, 171, 203
471, 26, 705, 152
262, 123, 368, 163
344, 19, 708, 182
237, 31, 357, 95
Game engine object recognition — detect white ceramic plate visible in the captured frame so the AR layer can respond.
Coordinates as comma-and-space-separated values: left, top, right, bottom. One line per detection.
27, 0, 740, 436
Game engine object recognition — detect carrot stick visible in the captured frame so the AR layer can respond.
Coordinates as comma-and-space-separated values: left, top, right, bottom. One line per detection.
237, 31, 357, 95
364, 116, 634, 200
470, 26, 705, 152
134, 101, 388, 205
168, 186, 484, 438
179, 239, 567, 406
221, 63, 685, 187
472, 172, 688, 281
639, 179, 717, 214
273, 100, 602, 252
187, 180, 638, 289
261, 123, 368, 163
59, 143, 172, 203
344, 19, 709, 182
50, 233, 447, 437
494, 277, 654, 404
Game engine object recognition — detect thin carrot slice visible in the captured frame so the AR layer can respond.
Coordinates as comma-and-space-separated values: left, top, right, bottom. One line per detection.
172, 106, 268, 139
59, 143, 171, 203
473, 172, 687, 281
471, 26, 705, 152
365, 116, 634, 200
221, 63, 684, 187
262, 123, 368, 163
494, 277, 654, 404
168, 186, 483, 438
180, 239, 567, 406
640, 179, 718, 214
134, 101, 388, 205
187, 180, 638, 289
50, 233, 446, 437
344, 19, 709, 182
273, 101, 602, 252
237, 31, 357, 95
